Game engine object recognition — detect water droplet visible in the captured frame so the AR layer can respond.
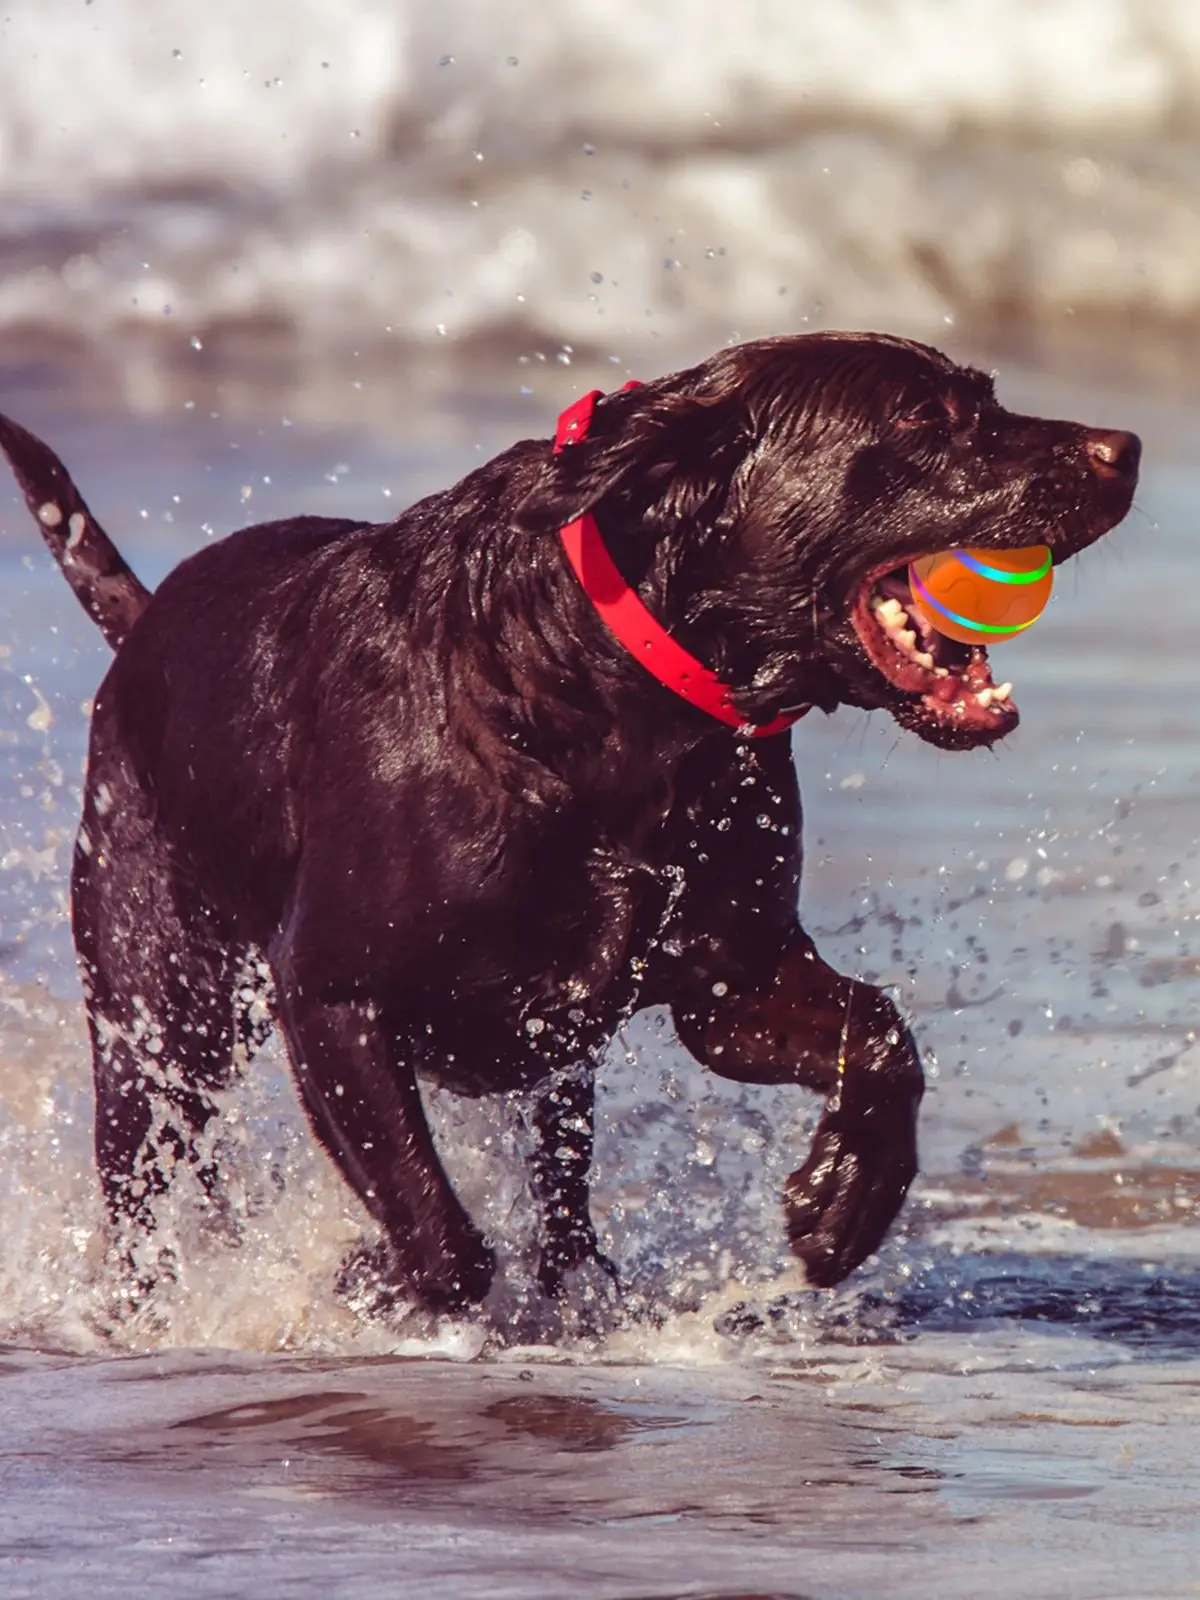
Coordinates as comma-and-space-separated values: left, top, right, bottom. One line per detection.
439, 54, 455, 66
711, 981, 728, 997
590, 271, 603, 284
189, 335, 203, 351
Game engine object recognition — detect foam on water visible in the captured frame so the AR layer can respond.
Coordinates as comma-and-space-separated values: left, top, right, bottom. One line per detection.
0, 963, 815, 1359
4, 0, 1200, 373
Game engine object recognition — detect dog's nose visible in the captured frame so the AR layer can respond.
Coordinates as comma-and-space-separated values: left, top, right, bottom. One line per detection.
1085, 429, 1141, 483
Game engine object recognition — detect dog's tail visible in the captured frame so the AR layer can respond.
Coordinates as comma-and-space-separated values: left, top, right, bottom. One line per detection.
0, 412, 151, 649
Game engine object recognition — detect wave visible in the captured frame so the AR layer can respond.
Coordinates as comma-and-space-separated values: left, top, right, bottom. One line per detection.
0, 0, 1197, 380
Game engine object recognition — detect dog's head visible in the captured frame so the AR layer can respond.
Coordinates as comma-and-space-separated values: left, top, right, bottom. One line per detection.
520, 333, 1140, 751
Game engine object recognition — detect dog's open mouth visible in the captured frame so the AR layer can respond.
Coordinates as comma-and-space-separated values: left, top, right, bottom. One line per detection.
851, 562, 1020, 745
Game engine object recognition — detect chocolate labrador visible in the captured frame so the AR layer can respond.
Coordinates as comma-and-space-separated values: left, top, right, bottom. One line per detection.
0, 332, 1139, 1313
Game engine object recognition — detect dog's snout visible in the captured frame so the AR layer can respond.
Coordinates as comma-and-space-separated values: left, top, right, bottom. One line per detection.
1084, 429, 1141, 483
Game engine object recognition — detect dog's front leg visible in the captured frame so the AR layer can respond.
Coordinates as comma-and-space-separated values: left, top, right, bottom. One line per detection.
529, 1064, 617, 1299
673, 932, 923, 1287
274, 983, 495, 1314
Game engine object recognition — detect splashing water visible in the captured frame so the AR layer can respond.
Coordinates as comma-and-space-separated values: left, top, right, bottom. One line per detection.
1, 360, 1199, 1595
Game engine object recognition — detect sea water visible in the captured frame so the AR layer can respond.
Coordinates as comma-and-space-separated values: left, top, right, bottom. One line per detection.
2, 0, 1200, 1592
0, 358, 1198, 1598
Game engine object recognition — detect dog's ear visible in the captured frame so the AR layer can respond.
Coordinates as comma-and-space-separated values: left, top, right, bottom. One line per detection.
515, 386, 748, 535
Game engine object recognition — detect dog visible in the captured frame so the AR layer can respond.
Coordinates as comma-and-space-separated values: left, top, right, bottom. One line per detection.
0, 332, 1139, 1314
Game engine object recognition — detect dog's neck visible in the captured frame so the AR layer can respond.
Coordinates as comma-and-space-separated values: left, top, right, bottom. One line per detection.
587, 502, 840, 725
559, 505, 804, 741
552, 388, 812, 742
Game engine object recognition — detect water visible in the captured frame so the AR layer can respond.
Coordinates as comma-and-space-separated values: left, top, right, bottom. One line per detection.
5, 0, 1200, 391
4, 1339, 1200, 1600
0, 351, 1198, 1595
3, 3, 1200, 1587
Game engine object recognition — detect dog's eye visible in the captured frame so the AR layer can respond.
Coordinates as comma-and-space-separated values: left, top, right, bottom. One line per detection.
896, 398, 952, 431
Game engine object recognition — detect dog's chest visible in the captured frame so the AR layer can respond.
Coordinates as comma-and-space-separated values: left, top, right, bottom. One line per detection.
511, 813, 678, 1013
414, 790, 681, 1093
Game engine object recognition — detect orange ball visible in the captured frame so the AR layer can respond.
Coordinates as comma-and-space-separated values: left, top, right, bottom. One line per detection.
908, 546, 1053, 646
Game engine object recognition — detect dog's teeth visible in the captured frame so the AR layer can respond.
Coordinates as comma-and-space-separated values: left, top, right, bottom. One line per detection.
875, 597, 904, 620
993, 682, 1013, 702
896, 628, 916, 651
914, 650, 934, 669
933, 665, 949, 677
976, 688, 995, 708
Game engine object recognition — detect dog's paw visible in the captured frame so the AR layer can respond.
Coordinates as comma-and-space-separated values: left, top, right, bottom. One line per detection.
537, 1227, 620, 1306
425, 1230, 497, 1313
337, 1229, 497, 1319
86, 1236, 179, 1340
335, 1240, 415, 1321
783, 1120, 917, 1288
539, 1251, 624, 1343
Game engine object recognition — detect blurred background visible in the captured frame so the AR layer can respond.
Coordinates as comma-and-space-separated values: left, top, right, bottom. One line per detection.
0, 0, 1199, 420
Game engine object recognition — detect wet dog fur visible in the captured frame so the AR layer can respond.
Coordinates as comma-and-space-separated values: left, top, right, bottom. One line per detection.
0, 332, 1140, 1314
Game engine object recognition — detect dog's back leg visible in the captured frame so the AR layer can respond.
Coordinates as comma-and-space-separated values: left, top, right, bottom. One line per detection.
268, 940, 496, 1315
73, 755, 240, 1301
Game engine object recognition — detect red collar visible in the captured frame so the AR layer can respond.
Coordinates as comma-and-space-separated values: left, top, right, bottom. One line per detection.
553, 385, 805, 739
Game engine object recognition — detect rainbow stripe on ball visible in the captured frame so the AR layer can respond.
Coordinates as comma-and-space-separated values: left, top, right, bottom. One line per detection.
910, 548, 1052, 638
953, 550, 1052, 586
